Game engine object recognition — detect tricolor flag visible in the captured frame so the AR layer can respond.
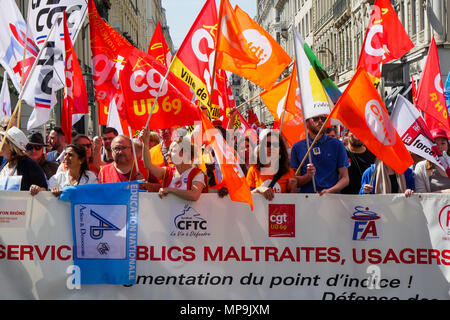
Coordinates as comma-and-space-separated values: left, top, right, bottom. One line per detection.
27, 0, 87, 49
357, 0, 414, 86
148, 21, 172, 67
415, 36, 450, 135
60, 182, 141, 285
0, 0, 38, 94
0, 72, 11, 117
330, 68, 413, 174
293, 27, 330, 120
391, 95, 445, 171
62, 12, 89, 144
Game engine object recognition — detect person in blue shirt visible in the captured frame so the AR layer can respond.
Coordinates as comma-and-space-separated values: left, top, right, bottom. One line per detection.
290, 114, 349, 194
359, 159, 415, 197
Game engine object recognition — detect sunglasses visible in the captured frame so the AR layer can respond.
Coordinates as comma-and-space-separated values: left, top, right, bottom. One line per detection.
26, 144, 43, 151
312, 116, 327, 123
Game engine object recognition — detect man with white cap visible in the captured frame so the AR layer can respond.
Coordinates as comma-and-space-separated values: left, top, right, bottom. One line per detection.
0, 126, 47, 191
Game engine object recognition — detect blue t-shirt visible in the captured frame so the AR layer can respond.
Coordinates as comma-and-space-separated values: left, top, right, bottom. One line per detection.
290, 134, 349, 193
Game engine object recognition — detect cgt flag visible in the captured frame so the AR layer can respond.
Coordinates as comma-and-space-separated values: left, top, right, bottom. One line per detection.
118, 46, 201, 130
218, 5, 292, 90
60, 182, 141, 285
330, 68, 413, 174
415, 36, 450, 134
148, 21, 172, 67
357, 0, 413, 86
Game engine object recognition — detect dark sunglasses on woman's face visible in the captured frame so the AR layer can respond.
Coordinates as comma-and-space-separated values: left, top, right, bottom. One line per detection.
26, 144, 43, 151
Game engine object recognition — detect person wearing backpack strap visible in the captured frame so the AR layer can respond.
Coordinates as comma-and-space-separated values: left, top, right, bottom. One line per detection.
141, 127, 207, 201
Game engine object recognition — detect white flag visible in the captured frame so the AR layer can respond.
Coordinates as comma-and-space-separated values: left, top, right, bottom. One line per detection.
27, 0, 88, 50
24, 19, 65, 130
391, 95, 445, 170
0, 0, 38, 93
0, 72, 11, 117
292, 27, 331, 120
107, 97, 124, 136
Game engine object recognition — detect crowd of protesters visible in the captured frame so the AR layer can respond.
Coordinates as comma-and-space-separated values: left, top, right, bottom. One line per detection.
1, 107, 450, 202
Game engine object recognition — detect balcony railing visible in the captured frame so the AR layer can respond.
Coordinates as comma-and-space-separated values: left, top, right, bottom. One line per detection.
333, 0, 349, 20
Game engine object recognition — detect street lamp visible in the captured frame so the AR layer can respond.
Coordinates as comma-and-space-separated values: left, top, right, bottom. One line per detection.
317, 46, 336, 80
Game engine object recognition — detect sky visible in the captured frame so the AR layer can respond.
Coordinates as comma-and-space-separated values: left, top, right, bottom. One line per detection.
163, 0, 257, 50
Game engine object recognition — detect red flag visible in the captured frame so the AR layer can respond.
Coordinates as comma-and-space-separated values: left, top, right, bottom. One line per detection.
411, 75, 417, 104
169, 0, 218, 110
88, 0, 134, 125
148, 22, 172, 67
357, 0, 413, 84
119, 47, 201, 130
62, 12, 88, 144
89, 0, 193, 127
415, 35, 450, 134
200, 111, 254, 210
330, 68, 413, 174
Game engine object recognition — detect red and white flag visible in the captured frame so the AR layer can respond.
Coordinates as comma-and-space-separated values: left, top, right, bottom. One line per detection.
62, 12, 89, 144
0, 0, 38, 94
391, 95, 446, 171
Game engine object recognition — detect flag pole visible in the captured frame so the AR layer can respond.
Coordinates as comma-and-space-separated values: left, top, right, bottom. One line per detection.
292, 28, 317, 192
144, 54, 177, 129
0, 19, 59, 151
128, 126, 140, 177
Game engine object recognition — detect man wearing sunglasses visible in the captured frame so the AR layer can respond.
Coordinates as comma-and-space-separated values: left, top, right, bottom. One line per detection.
290, 114, 349, 195
26, 132, 59, 179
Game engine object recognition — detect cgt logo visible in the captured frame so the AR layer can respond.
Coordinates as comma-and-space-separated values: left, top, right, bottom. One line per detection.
268, 204, 295, 238
352, 206, 380, 241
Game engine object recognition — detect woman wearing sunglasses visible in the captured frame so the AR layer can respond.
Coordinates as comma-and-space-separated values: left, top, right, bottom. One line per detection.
25, 132, 59, 179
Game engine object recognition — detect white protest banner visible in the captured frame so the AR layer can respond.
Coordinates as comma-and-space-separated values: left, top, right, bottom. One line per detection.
0, 191, 450, 300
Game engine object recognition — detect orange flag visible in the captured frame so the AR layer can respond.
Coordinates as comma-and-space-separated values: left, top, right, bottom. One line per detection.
218, 5, 292, 90
200, 111, 254, 211
216, 0, 259, 70
148, 21, 172, 67
357, 0, 413, 86
260, 66, 305, 147
330, 68, 413, 174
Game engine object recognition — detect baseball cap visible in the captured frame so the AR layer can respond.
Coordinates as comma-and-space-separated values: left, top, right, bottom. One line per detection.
0, 126, 29, 152
431, 128, 449, 141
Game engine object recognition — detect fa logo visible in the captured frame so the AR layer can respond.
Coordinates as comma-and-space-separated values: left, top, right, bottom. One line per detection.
352, 206, 380, 241
439, 205, 450, 235
90, 210, 120, 240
